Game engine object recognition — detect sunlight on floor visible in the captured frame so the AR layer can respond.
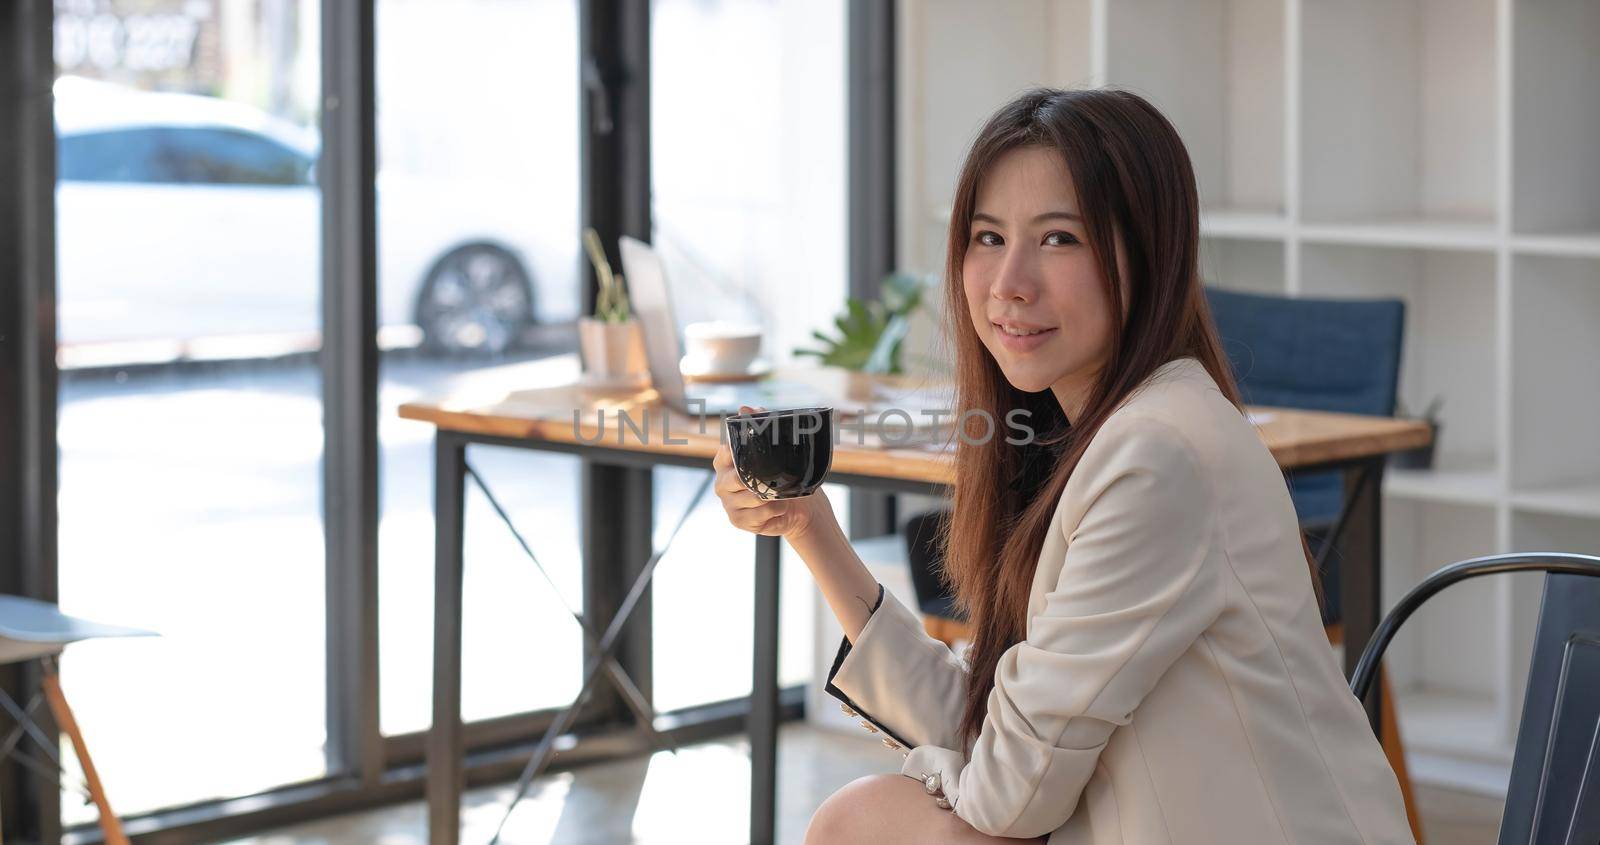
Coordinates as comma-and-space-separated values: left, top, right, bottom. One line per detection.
630, 743, 751, 842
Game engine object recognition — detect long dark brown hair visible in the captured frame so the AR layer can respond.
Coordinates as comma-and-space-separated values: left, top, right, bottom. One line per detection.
939, 87, 1321, 745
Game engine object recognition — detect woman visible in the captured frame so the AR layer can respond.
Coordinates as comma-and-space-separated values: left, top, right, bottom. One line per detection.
711, 88, 1413, 844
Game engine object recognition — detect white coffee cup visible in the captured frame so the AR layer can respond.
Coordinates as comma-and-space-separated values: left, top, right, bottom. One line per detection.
683, 320, 762, 374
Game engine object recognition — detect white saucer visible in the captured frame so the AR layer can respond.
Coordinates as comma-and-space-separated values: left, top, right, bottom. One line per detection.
577, 370, 651, 392
680, 354, 773, 382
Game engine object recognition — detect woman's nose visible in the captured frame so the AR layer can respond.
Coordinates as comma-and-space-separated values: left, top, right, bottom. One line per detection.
990, 250, 1038, 303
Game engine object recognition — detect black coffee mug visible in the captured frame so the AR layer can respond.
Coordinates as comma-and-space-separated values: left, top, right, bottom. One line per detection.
724, 406, 834, 500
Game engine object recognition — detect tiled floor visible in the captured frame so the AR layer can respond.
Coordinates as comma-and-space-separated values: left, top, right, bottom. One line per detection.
223, 724, 1504, 844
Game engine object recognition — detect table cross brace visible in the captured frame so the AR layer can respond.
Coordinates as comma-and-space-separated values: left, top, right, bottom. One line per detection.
481, 466, 716, 845
463, 463, 677, 758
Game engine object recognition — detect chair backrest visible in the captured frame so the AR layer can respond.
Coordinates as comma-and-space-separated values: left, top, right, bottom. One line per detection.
1346, 554, 1600, 845
1204, 287, 1405, 417
1499, 571, 1600, 845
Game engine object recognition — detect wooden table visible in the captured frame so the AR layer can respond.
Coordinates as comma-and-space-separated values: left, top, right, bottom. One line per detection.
401, 369, 1430, 845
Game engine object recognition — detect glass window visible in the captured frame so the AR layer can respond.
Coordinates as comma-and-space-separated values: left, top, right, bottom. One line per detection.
153, 127, 313, 185
52, 0, 325, 824
375, 0, 584, 736
58, 128, 166, 183
649, 0, 847, 712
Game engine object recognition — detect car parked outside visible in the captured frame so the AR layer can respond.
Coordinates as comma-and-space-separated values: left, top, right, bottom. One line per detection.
54, 74, 579, 356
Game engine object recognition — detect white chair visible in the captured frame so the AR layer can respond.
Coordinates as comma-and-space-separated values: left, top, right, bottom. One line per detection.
0, 595, 153, 845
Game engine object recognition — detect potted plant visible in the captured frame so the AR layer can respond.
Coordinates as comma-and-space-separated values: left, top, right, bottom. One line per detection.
1390, 396, 1443, 470
578, 228, 648, 387
793, 272, 932, 398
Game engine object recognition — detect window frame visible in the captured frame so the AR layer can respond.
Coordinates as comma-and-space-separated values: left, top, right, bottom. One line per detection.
0, 0, 893, 840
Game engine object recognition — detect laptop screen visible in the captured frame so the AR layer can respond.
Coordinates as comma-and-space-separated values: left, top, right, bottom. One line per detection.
618, 236, 691, 408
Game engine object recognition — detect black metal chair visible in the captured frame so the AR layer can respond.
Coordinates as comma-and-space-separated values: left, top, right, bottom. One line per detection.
1349, 552, 1600, 845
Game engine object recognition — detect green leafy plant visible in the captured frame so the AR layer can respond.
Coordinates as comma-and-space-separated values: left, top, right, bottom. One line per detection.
793, 273, 932, 374
582, 227, 632, 323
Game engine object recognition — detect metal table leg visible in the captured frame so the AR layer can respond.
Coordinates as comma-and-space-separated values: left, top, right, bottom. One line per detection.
1341, 458, 1385, 732
427, 432, 466, 845
750, 533, 781, 845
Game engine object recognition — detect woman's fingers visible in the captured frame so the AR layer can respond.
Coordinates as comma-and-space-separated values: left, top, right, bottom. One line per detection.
725, 485, 777, 518
715, 405, 792, 534
712, 442, 731, 470
722, 486, 768, 511
714, 460, 758, 502
754, 509, 793, 536
731, 500, 786, 532
713, 444, 767, 520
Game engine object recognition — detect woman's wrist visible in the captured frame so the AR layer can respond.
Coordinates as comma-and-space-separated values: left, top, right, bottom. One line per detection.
784, 490, 836, 546
783, 491, 881, 640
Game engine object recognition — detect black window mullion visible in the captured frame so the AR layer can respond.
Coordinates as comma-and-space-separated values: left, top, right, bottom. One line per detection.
579, 0, 654, 725
0, 1, 62, 842
847, 0, 899, 540
320, 0, 383, 786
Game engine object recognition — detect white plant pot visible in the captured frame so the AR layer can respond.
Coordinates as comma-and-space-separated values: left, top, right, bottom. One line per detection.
578, 316, 648, 379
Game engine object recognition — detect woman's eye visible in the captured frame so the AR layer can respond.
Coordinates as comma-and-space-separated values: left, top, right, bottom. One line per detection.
1044, 231, 1080, 247
974, 231, 1003, 247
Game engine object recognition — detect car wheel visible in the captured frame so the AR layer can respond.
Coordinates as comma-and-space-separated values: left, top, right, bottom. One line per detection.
416, 243, 535, 356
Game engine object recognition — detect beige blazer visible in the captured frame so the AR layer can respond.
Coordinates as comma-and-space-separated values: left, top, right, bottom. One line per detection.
825, 356, 1414, 844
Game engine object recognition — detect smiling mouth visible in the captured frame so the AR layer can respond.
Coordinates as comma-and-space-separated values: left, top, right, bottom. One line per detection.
993, 322, 1056, 337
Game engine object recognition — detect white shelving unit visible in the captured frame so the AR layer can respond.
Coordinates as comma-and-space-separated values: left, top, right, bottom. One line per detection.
898, 0, 1600, 796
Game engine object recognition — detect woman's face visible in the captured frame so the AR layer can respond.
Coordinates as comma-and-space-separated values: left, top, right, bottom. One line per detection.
962, 145, 1121, 403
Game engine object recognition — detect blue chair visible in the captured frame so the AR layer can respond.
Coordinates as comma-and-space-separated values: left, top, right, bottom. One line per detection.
1204, 287, 1406, 624
1349, 553, 1600, 845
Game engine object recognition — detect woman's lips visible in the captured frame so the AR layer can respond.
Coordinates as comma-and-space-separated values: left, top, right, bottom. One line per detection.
992, 323, 1057, 354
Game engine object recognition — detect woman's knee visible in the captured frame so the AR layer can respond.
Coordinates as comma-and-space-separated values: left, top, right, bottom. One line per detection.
804, 774, 905, 845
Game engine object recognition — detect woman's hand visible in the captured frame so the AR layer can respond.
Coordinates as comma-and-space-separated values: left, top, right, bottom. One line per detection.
714, 404, 831, 539
718, 405, 878, 640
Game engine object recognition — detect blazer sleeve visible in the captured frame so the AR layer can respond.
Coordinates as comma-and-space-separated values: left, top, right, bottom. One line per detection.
824, 583, 970, 752
902, 415, 1226, 839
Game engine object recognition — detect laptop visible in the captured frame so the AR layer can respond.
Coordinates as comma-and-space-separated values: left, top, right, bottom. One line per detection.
619, 236, 848, 416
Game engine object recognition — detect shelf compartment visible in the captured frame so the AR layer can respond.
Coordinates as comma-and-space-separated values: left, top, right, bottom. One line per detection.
1512, 1, 1600, 235
1200, 209, 1289, 240
1510, 482, 1600, 520
1511, 232, 1600, 260
1300, 244, 1500, 475
1507, 508, 1600, 574
1298, 218, 1498, 252
1300, 0, 1498, 228
1103, 0, 1286, 215
1385, 459, 1502, 507
1379, 500, 1503, 701
1509, 255, 1600, 494
1200, 237, 1285, 294
1393, 687, 1514, 767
